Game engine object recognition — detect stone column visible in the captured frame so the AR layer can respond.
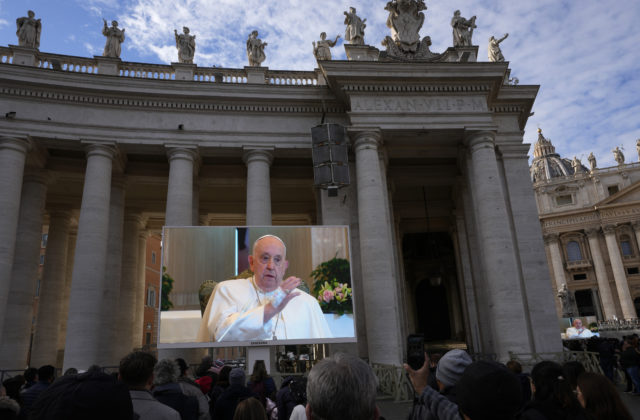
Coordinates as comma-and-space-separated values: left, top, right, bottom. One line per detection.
133, 231, 148, 348
632, 222, 640, 258
353, 130, 402, 365
498, 143, 561, 353
30, 210, 71, 367
603, 225, 636, 319
461, 183, 492, 352
585, 228, 616, 320
98, 178, 125, 365
465, 130, 530, 357
378, 150, 405, 337
165, 147, 198, 226
0, 170, 47, 368
243, 148, 273, 225
452, 209, 482, 352
192, 180, 200, 227
0, 137, 31, 341
57, 230, 76, 362
543, 234, 567, 291
117, 211, 144, 356
63, 143, 116, 370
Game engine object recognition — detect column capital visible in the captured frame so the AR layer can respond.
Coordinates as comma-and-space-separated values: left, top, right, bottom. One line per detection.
47, 208, 73, 220
543, 233, 559, 244
464, 130, 496, 153
166, 145, 199, 162
602, 224, 617, 235
496, 143, 530, 160
585, 227, 602, 238
82, 141, 118, 160
351, 129, 382, 152
0, 136, 32, 155
126, 212, 148, 230
242, 147, 274, 166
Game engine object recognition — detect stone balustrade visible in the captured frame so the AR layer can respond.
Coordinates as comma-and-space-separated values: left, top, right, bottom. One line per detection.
0, 48, 13, 64
0, 46, 319, 86
120, 62, 174, 79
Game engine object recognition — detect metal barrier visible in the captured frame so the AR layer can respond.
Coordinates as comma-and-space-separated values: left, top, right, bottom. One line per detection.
508, 350, 603, 374
371, 363, 414, 402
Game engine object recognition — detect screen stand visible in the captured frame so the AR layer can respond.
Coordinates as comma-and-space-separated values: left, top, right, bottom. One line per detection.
246, 346, 272, 374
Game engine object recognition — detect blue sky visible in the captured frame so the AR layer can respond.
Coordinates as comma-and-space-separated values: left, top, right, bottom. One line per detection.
2, 0, 639, 167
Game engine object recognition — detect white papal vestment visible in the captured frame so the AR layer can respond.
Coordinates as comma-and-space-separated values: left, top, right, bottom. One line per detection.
196, 277, 332, 342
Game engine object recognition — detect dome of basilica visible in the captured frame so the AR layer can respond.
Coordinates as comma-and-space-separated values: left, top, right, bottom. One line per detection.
530, 129, 588, 183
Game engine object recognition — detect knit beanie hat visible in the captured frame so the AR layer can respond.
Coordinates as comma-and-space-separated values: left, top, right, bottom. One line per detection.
457, 361, 522, 420
435, 349, 472, 388
229, 368, 246, 386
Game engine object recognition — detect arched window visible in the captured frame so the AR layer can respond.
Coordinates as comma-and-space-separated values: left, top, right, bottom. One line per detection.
566, 241, 582, 261
621, 234, 633, 256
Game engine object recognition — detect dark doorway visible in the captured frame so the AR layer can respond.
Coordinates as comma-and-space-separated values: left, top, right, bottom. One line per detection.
415, 279, 451, 340
402, 232, 461, 342
575, 289, 595, 316
634, 297, 640, 318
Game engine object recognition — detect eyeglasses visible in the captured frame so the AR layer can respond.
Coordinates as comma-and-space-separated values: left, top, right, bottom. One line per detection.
258, 254, 283, 266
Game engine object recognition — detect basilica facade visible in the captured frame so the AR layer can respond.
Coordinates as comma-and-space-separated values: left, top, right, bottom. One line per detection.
531, 131, 640, 321
0, 9, 562, 370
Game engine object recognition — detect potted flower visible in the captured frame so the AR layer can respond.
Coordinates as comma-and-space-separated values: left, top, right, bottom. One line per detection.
311, 257, 352, 315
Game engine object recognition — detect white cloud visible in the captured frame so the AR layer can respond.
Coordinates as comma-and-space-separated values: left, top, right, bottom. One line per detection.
56, 0, 640, 167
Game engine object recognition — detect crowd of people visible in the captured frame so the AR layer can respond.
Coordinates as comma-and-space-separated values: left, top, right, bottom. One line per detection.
0, 337, 637, 420
0, 352, 315, 420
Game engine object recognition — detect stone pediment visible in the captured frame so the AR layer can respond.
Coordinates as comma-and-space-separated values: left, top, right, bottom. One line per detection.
596, 180, 640, 206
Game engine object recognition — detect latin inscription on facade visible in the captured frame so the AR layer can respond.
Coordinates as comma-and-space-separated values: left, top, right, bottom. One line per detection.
599, 207, 640, 218
542, 213, 599, 228
542, 206, 640, 228
351, 96, 487, 113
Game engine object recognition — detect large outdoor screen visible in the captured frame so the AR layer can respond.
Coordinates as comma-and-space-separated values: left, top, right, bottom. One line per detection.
158, 226, 356, 349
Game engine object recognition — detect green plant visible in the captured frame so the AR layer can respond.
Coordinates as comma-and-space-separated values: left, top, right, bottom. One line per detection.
161, 267, 174, 311
311, 257, 352, 315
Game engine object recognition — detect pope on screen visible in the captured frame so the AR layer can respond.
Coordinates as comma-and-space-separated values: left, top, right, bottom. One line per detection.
197, 235, 333, 342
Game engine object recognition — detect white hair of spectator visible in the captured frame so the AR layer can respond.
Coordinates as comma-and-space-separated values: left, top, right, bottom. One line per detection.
153, 358, 180, 385
307, 353, 378, 420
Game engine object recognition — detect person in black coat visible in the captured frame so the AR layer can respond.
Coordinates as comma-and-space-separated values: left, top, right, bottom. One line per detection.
213, 368, 256, 420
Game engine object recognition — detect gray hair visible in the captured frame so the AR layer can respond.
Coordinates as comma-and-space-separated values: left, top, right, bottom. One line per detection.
153, 358, 179, 386
307, 353, 378, 420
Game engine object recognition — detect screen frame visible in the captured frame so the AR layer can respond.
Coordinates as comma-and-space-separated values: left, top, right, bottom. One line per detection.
156, 225, 357, 349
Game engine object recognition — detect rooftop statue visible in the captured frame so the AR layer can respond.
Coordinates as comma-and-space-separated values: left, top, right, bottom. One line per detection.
313, 32, 340, 60
588, 152, 597, 171
102, 19, 125, 58
451, 10, 476, 47
344, 7, 366, 45
175, 27, 196, 64
613, 146, 625, 165
381, 0, 441, 60
637, 139, 640, 161
16, 10, 42, 49
246, 30, 267, 66
488, 33, 508, 62
571, 156, 583, 174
